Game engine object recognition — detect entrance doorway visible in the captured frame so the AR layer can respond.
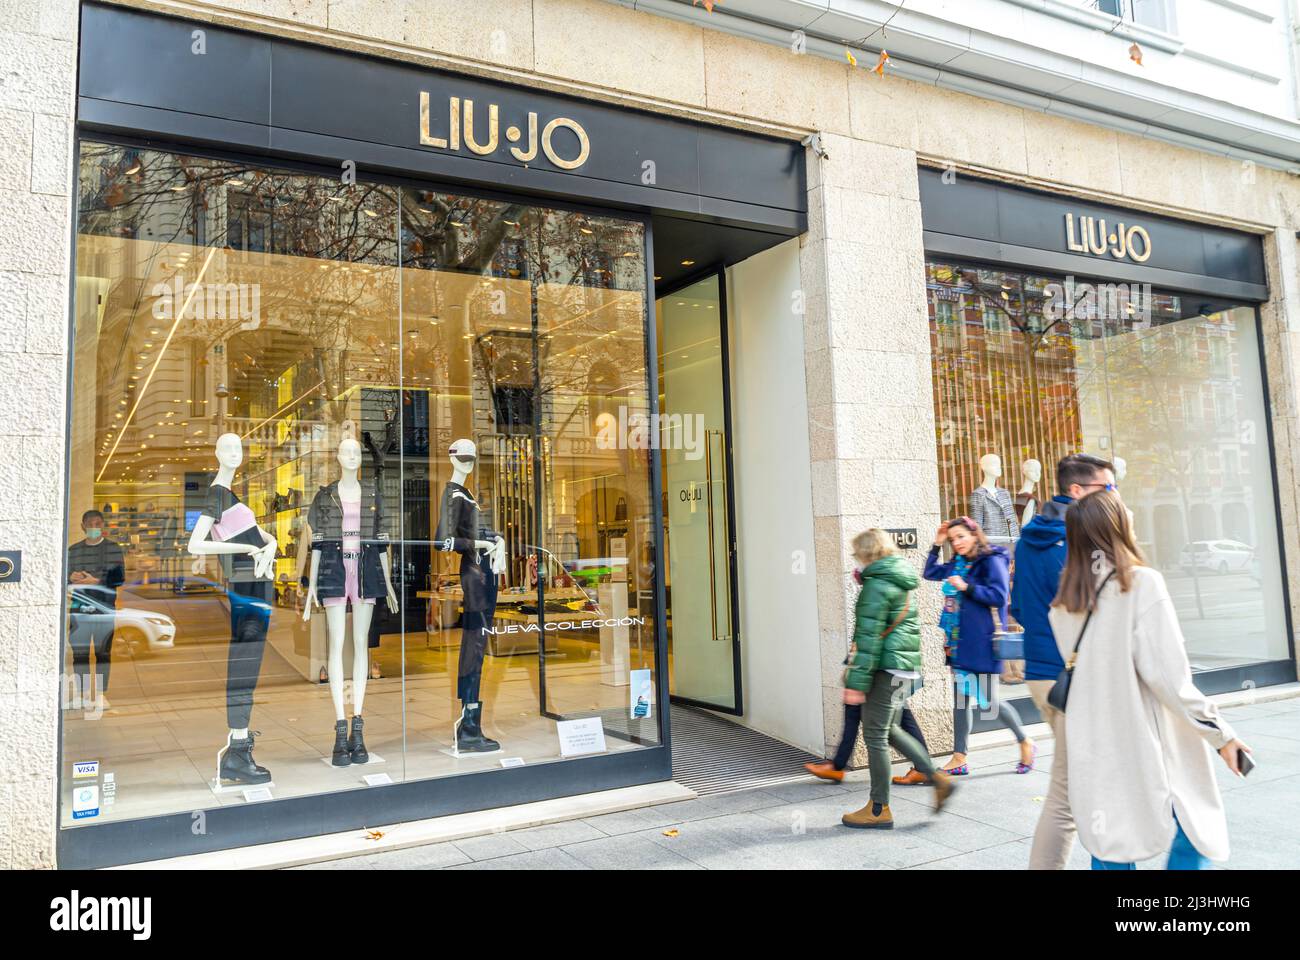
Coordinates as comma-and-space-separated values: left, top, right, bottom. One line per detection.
656, 273, 742, 713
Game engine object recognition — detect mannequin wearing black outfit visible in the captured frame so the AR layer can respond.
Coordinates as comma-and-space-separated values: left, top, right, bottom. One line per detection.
201, 484, 273, 733
437, 481, 499, 702
435, 439, 505, 754
187, 433, 278, 785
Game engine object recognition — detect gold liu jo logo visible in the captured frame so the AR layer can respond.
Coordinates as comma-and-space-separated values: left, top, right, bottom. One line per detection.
1065, 213, 1152, 263
419, 92, 591, 170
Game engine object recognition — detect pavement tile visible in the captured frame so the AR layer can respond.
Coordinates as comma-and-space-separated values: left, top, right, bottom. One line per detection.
445, 847, 589, 870
1220, 702, 1299, 721
695, 788, 791, 814
452, 831, 531, 861
294, 842, 472, 870
743, 779, 856, 804
1228, 716, 1300, 743
508, 819, 608, 851
907, 838, 1032, 870
563, 833, 704, 870
633, 813, 900, 870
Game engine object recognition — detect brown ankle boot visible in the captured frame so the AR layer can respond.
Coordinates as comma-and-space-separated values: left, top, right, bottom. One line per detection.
930, 769, 957, 813
842, 801, 893, 829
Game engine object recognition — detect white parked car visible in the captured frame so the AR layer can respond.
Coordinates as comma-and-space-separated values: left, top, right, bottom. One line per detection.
68, 586, 176, 654
1178, 540, 1254, 575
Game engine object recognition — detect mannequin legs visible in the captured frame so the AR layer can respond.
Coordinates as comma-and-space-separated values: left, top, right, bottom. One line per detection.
218, 578, 272, 784
453, 576, 499, 754
325, 603, 372, 721
351, 603, 372, 715
455, 574, 498, 704
226, 579, 271, 729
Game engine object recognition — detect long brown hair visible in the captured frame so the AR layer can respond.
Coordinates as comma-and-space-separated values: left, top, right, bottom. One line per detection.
947, 516, 992, 559
1053, 490, 1145, 613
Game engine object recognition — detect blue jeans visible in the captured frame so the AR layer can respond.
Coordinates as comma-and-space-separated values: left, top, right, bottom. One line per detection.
1090, 815, 1210, 870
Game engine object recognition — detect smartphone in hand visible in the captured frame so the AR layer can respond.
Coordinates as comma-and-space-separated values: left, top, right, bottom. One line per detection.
1237, 748, 1255, 778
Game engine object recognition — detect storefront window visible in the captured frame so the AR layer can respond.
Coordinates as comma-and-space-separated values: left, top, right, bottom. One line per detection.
926, 260, 1288, 673
62, 142, 658, 830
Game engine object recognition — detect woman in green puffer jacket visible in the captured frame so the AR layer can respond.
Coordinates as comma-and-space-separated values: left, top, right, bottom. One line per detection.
806, 529, 956, 829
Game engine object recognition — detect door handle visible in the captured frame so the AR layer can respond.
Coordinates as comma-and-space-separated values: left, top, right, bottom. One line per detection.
704, 429, 731, 643
705, 428, 718, 642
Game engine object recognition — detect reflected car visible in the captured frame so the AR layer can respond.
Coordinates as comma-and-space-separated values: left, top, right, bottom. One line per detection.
68, 585, 176, 654
1179, 540, 1254, 575
117, 576, 272, 644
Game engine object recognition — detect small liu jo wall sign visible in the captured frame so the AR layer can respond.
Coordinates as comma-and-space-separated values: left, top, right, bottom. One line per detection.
0, 551, 20, 583
886, 529, 919, 551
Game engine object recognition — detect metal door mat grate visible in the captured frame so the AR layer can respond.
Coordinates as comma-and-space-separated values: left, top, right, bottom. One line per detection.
670, 703, 819, 797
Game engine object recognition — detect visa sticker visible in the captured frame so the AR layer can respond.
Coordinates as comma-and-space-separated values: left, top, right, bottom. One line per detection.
72, 760, 99, 779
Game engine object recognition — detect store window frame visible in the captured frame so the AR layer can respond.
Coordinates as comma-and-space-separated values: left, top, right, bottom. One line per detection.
924, 251, 1296, 726
56, 134, 675, 869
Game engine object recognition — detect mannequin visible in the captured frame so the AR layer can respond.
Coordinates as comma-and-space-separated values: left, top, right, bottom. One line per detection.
303, 437, 399, 766
968, 453, 1020, 543
187, 433, 277, 786
436, 438, 507, 754
1015, 458, 1042, 528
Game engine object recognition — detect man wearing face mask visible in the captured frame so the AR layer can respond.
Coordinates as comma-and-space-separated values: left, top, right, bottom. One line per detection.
67, 510, 126, 708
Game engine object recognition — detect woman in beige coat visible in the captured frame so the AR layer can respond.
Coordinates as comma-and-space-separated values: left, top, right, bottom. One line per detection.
1046, 491, 1252, 869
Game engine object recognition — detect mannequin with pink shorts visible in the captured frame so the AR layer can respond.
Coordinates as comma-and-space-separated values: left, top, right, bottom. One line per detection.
304, 435, 398, 767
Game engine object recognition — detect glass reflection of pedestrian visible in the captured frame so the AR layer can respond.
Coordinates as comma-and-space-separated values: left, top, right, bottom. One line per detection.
67, 510, 126, 709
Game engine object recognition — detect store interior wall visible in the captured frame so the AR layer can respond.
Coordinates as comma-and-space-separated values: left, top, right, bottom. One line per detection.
725, 240, 824, 754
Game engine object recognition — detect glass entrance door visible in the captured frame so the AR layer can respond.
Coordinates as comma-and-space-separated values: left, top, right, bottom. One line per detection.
657, 274, 741, 712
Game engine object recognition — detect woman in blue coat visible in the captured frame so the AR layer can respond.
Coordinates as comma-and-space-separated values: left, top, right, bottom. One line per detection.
924, 517, 1034, 776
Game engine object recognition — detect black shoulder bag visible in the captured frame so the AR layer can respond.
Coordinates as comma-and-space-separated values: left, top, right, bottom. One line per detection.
1046, 571, 1114, 713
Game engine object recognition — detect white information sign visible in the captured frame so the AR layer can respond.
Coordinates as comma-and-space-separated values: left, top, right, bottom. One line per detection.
556, 717, 607, 758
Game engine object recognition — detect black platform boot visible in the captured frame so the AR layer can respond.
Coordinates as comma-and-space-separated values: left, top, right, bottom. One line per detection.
455, 701, 500, 754
220, 732, 272, 784
331, 719, 351, 767
347, 715, 368, 764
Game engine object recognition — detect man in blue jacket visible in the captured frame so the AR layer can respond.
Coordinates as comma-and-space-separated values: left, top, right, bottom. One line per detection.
1012, 453, 1114, 870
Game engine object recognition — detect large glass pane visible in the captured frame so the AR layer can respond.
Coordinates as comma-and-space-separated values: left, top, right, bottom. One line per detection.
66, 143, 400, 826
1081, 302, 1288, 669
398, 193, 659, 776
926, 260, 1288, 676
